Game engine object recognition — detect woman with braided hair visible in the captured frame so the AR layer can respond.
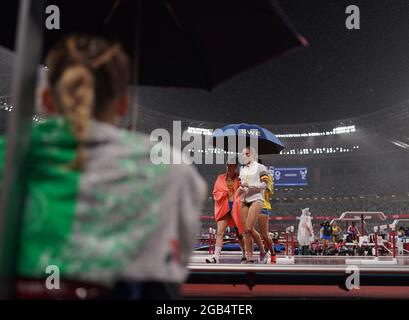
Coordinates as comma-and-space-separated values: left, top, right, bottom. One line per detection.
1, 35, 207, 299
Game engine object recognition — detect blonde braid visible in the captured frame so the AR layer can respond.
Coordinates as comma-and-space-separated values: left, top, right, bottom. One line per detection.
48, 35, 129, 170
56, 64, 94, 170
56, 38, 95, 170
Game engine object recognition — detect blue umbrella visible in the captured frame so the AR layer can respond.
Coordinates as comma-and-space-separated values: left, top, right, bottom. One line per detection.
211, 123, 284, 155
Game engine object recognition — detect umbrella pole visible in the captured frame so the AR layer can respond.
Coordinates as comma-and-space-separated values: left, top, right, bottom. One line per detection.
129, 0, 143, 131
0, 0, 45, 298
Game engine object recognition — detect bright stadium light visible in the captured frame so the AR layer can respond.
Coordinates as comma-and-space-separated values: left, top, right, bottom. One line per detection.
332, 125, 356, 134
280, 145, 359, 155
186, 127, 213, 136
276, 125, 356, 138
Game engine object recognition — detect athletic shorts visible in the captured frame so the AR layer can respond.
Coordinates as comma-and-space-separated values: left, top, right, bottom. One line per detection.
260, 208, 272, 217
322, 235, 331, 241
241, 199, 263, 206
228, 201, 233, 211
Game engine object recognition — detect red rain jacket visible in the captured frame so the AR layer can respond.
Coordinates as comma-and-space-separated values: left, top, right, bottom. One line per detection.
213, 173, 243, 233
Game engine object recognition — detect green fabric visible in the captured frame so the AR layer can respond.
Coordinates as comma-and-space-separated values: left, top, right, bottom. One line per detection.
17, 118, 81, 276
0, 117, 169, 283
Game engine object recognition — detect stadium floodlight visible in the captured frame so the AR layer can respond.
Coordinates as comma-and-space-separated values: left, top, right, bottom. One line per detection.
186, 127, 213, 136
332, 125, 356, 134
276, 125, 356, 138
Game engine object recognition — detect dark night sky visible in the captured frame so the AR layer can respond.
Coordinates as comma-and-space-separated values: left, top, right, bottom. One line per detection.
138, 0, 409, 125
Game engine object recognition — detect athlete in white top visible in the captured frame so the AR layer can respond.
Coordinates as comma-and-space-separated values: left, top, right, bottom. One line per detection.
237, 146, 269, 264
239, 160, 268, 203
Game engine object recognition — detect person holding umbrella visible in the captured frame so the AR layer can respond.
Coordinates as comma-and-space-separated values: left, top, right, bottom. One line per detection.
257, 162, 277, 263
206, 157, 246, 264
238, 146, 269, 264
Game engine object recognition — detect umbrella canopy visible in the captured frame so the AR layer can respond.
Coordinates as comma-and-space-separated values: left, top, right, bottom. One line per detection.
212, 123, 284, 155
0, 0, 307, 90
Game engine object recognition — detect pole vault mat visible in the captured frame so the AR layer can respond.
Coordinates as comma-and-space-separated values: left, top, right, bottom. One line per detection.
186, 252, 409, 299
190, 251, 409, 265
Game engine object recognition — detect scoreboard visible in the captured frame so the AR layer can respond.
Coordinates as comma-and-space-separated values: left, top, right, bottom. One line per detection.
268, 167, 308, 186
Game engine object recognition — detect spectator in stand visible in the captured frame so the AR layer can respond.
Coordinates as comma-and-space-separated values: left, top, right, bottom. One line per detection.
331, 221, 342, 243
397, 227, 406, 238
320, 220, 332, 252
347, 221, 360, 242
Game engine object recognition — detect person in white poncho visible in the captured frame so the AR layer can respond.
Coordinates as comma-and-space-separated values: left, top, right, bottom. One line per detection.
297, 208, 314, 255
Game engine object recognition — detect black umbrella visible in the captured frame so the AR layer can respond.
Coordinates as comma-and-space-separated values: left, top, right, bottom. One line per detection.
0, 0, 307, 297
0, 0, 307, 89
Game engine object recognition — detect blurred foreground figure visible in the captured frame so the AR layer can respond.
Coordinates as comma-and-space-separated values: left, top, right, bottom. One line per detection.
0, 35, 206, 299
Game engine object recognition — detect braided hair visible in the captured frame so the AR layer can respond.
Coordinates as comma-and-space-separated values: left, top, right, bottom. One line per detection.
45, 35, 130, 169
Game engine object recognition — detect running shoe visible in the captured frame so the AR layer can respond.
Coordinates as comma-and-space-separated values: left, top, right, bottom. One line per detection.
270, 254, 277, 264
205, 256, 219, 264
246, 259, 255, 264
240, 257, 247, 264
260, 251, 270, 264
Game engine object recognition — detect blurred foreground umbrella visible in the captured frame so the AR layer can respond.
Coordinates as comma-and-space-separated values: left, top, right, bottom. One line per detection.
0, 0, 307, 89
212, 123, 284, 155
0, 0, 305, 297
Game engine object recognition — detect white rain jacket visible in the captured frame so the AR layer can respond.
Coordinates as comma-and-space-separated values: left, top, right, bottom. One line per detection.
297, 208, 314, 246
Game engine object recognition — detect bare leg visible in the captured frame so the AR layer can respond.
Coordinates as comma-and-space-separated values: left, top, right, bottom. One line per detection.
246, 201, 265, 260
215, 218, 229, 253
238, 238, 245, 254
251, 229, 265, 257
258, 214, 275, 255
206, 217, 229, 263
240, 203, 252, 261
